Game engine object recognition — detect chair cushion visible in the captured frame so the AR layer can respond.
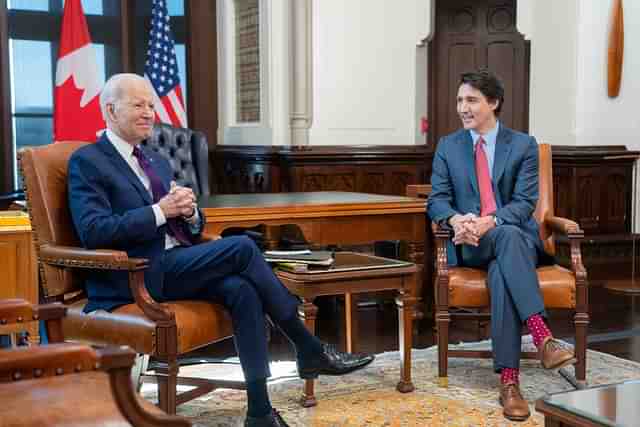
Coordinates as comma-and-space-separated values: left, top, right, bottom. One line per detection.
63, 299, 233, 355
448, 265, 575, 309
0, 370, 162, 427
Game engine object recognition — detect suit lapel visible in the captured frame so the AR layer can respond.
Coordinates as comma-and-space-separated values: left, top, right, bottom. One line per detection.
461, 131, 479, 195
96, 135, 153, 205
492, 126, 513, 185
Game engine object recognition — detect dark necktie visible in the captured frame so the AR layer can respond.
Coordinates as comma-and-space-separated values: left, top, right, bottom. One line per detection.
132, 146, 192, 246
475, 137, 497, 216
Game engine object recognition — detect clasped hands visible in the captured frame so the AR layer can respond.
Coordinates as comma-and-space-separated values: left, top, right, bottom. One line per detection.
448, 213, 496, 246
158, 181, 197, 219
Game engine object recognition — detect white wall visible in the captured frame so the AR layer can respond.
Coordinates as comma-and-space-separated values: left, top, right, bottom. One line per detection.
309, 0, 430, 146
217, 0, 639, 151
526, 0, 579, 146
575, 0, 640, 150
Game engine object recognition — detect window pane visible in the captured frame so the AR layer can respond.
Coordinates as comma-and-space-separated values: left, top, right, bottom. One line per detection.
167, 0, 184, 16
7, 0, 48, 11
235, 0, 261, 122
92, 43, 106, 84
9, 40, 53, 114
174, 44, 187, 105
13, 116, 54, 189
14, 117, 53, 150
59, 0, 103, 15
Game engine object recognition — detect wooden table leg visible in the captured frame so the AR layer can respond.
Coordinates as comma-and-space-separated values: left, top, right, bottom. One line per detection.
345, 292, 360, 353
299, 300, 318, 407
396, 289, 416, 393
263, 225, 281, 250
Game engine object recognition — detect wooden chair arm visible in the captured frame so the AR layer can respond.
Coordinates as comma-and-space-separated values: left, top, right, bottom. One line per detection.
0, 299, 66, 325
39, 244, 148, 271
0, 344, 191, 426
544, 215, 587, 282
545, 215, 584, 238
38, 244, 174, 325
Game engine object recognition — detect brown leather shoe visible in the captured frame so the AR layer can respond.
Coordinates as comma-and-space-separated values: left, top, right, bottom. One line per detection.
499, 383, 530, 421
539, 336, 577, 370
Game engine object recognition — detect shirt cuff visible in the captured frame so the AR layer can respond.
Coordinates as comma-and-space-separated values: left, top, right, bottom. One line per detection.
152, 204, 167, 227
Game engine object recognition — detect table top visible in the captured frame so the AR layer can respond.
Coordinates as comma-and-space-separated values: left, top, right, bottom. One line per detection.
539, 380, 640, 426
199, 191, 423, 209
275, 251, 414, 276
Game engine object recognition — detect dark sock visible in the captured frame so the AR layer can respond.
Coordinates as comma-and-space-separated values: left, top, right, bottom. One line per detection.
277, 315, 324, 360
246, 379, 272, 418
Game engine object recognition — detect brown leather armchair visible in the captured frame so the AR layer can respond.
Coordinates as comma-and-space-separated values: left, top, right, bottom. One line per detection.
0, 298, 190, 427
432, 143, 589, 388
19, 138, 239, 415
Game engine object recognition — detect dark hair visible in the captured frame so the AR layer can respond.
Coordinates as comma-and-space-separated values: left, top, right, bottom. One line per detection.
459, 69, 505, 116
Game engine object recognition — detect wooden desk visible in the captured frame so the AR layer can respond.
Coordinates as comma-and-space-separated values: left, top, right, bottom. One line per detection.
0, 228, 39, 343
200, 191, 427, 307
200, 191, 426, 260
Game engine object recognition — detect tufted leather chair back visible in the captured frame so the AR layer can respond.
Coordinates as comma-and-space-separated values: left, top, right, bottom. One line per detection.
141, 123, 210, 196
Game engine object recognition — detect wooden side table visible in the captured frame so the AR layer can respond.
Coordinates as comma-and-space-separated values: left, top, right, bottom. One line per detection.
0, 227, 39, 343
275, 252, 420, 407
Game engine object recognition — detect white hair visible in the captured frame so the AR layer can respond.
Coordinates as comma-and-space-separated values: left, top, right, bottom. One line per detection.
99, 73, 150, 120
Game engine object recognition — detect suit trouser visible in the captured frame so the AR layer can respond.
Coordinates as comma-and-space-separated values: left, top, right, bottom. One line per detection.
160, 235, 300, 381
461, 225, 546, 371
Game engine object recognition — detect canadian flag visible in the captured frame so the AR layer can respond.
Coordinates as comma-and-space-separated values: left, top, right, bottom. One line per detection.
53, 0, 105, 142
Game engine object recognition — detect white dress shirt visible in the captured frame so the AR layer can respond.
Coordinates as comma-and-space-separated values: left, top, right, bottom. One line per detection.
107, 129, 198, 249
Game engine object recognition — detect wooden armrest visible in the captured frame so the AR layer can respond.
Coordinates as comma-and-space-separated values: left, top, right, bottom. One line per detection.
39, 244, 148, 271
545, 215, 586, 279
0, 344, 191, 426
545, 215, 584, 238
0, 300, 66, 325
432, 221, 453, 239
39, 244, 173, 324
406, 184, 432, 198
0, 343, 127, 381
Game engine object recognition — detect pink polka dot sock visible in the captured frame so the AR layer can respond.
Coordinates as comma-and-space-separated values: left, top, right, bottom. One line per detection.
526, 313, 552, 348
500, 367, 520, 385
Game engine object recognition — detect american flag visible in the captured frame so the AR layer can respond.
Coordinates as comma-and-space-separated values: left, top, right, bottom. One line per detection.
144, 0, 187, 128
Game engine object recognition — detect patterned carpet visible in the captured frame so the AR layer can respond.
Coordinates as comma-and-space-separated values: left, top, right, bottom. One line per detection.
142, 337, 640, 426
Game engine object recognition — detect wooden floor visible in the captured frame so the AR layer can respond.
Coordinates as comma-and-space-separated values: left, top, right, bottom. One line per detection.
191, 271, 640, 366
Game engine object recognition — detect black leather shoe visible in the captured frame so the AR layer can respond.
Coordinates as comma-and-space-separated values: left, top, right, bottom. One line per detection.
297, 343, 375, 379
245, 409, 289, 427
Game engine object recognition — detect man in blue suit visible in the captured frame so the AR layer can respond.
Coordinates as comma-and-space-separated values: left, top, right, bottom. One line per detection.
427, 70, 575, 421
68, 73, 373, 427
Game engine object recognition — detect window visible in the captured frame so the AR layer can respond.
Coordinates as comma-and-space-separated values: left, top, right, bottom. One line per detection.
234, 0, 260, 123
5, 0, 186, 190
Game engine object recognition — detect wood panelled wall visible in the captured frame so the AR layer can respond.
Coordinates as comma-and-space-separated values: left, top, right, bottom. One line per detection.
213, 145, 431, 196
212, 145, 639, 236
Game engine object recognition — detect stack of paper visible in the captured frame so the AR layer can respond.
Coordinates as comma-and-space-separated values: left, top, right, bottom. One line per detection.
263, 250, 334, 266
0, 211, 31, 231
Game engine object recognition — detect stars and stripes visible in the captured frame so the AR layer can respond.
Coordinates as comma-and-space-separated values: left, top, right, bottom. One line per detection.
144, 0, 187, 128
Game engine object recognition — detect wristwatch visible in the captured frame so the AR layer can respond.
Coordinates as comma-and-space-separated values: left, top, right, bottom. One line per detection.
493, 215, 503, 226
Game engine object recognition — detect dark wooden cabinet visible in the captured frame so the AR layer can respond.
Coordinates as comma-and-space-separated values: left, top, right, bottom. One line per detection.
212, 145, 430, 196
212, 144, 638, 236
552, 146, 638, 235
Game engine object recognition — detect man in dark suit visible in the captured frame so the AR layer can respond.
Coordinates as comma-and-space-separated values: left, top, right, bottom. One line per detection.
67, 73, 373, 427
427, 70, 576, 421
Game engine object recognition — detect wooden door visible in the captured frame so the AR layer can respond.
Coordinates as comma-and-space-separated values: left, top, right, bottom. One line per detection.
427, 0, 530, 146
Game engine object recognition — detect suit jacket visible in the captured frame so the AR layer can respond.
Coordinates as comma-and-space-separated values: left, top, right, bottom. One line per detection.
67, 133, 204, 312
426, 125, 543, 266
